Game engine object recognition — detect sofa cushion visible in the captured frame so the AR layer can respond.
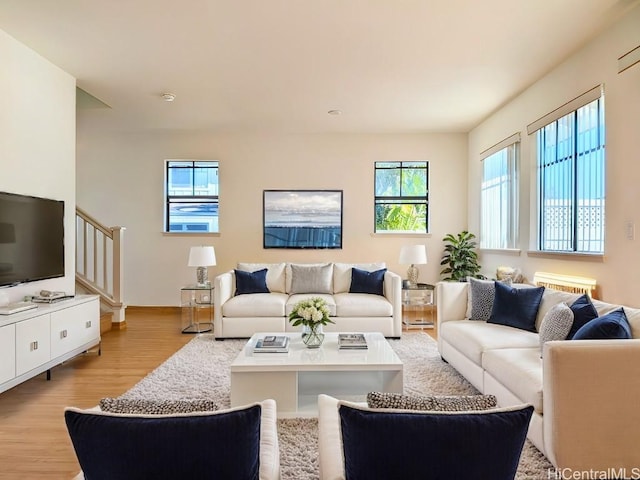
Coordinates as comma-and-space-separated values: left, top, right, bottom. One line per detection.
222, 292, 288, 317
367, 392, 497, 411
237, 262, 286, 293
440, 320, 539, 364
573, 308, 632, 340
349, 267, 386, 296
285, 294, 337, 317
333, 292, 393, 317
65, 403, 262, 480
234, 268, 270, 295
539, 302, 574, 354
567, 294, 599, 339
99, 398, 218, 414
333, 262, 386, 293
488, 282, 545, 332
289, 263, 333, 294
482, 347, 544, 413
466, 278, 496, 321
338, 401, 533, 480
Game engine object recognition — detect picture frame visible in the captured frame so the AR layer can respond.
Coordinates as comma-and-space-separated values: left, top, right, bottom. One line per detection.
263, 190, 343, 249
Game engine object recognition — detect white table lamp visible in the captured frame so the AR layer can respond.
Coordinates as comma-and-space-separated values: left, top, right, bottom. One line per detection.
399, 245, 427, 286
188, 246, 216, 286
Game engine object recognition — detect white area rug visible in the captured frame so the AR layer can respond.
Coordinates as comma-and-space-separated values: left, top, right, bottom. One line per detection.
120, 332, 552, 479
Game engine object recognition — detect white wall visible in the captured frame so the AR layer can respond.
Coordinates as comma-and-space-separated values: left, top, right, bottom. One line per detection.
0, 29, 76, 303
75, 128, 468, 305
468, 6, 640, 306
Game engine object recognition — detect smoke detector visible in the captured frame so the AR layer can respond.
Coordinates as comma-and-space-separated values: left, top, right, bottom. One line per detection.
161, 92, 176, 102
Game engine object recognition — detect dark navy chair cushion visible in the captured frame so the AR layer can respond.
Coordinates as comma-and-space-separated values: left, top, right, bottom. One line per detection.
339, 403, 533, 480
65, 404, 262, 480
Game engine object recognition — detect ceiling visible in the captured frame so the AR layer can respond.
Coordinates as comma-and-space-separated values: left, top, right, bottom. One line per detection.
1, 0, 637, 134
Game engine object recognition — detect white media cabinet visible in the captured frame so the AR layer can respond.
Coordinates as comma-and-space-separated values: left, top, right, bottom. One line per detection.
0, 295, 100, 394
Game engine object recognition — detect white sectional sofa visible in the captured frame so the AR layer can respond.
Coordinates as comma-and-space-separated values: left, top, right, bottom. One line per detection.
436, 280, 640, 473
214, 262, 402, 339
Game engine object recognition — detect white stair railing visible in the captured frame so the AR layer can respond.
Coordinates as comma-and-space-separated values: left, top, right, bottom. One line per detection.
75, 207, 126, 323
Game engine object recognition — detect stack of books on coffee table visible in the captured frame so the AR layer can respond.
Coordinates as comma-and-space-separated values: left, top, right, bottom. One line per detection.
338, 333, 368, 350
254, 335, 290, 353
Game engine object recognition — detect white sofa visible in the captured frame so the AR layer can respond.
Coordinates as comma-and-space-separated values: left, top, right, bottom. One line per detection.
437, 281, 640, 472
214, 262, 402, 339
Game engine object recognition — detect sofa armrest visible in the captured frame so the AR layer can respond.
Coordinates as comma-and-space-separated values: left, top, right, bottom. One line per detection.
435, 281, 468, 325
213, 270, 234, 335
383, 270, 402, 337
318, 394, 345, 480
543, 339, 640, 470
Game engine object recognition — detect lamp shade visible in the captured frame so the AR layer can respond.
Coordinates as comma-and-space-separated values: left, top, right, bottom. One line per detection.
188, 246, 216, 267
399, 245, 427, 265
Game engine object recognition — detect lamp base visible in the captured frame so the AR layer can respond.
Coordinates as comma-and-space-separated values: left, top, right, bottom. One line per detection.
196, 266, 209, 286
406, 265, 419, 286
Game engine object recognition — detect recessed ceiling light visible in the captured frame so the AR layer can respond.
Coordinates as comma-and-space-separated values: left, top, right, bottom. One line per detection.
161, 92, 176, 102
328, 109, 342, 115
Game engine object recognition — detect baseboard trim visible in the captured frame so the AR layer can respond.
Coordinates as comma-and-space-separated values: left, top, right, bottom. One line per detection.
111, 320, 127, 330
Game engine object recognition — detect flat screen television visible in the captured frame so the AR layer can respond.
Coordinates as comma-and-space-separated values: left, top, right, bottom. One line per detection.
263, 190, 343, 249
0, 191, 65, 287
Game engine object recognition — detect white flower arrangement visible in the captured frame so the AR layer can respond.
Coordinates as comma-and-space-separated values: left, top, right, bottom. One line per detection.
288, 297, 334, 328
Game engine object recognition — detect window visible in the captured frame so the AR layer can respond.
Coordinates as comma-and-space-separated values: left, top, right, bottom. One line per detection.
535, 95, 605, 253
165, 160, 219, 233
480, 135, 519, 249
374, 161, 428, 233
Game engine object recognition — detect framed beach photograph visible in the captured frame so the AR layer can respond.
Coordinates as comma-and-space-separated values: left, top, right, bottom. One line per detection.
263, 190, 343, 249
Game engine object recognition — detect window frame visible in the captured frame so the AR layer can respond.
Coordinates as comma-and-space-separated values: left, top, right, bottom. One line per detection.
373, 161, 429, 234
479, 133, 520, 250
533, 92, 605, 254
164, 160, 219, 234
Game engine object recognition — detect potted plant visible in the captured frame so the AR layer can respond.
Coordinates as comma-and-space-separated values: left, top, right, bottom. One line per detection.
440, 231, 483, 281
288, 297, 334, 348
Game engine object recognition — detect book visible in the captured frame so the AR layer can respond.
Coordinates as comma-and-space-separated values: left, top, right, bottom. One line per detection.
338, 333, 368, 350
254, 335, 290, 353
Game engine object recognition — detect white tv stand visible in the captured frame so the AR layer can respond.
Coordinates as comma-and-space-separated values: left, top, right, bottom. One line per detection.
0, 295, 100, 394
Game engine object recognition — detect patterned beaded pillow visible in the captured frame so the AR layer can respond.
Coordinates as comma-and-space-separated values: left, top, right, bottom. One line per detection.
466, 278, 497, 321
367, 392, 497, 411
99, 398, 219, 415
539, 302, 574, 357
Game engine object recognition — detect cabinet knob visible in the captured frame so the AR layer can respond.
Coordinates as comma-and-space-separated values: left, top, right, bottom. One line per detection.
31, 341, 38, 351
85, 321, 92, 328
60, 329, 68, 339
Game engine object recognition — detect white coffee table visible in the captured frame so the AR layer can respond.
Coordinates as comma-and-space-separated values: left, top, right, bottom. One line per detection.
230, 332, 403, 417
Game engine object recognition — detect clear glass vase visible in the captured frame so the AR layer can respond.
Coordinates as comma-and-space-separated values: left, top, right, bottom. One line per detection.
302, 324, 325, 348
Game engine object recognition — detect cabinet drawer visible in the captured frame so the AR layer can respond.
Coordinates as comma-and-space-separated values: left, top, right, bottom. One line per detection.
0, 323, 16, 384
50, 299, 100, 357
16, 314, 50, 376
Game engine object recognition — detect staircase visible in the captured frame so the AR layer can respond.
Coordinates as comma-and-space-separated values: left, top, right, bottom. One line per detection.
75, 207, 126, 329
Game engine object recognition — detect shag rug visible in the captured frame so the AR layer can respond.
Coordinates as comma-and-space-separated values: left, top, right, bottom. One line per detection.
120, 332, 553, 479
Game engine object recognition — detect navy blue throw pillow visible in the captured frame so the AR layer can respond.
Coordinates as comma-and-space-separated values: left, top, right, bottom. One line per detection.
572, 308, 631, 340
349, 267, 387, 296
487, 282, 545, 332
339, 404, 533, 480
65, 405, 261, 480
235, 268, 270, 295
567, 294, 599, 339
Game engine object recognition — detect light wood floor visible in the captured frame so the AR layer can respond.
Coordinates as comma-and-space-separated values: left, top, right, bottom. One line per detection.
0, 307, 191, 480
0, 307, 436, 479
